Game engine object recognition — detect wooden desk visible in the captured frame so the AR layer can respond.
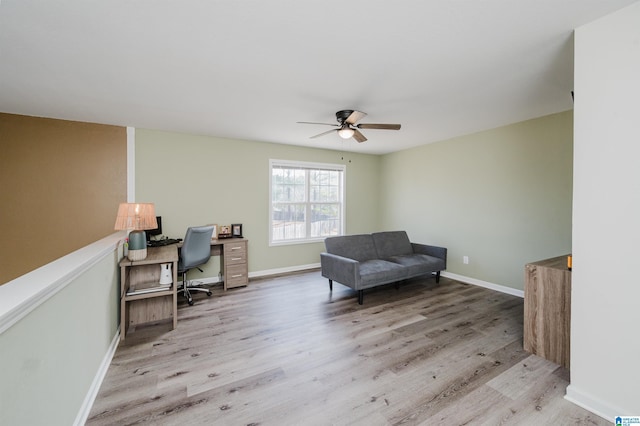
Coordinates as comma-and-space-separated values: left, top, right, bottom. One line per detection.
523, 254, 571, 368
180, 238, 249, 290
119, 239, 248, 340
119, 245, 178, 341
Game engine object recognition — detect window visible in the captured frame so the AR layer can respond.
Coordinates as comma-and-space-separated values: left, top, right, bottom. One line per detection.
270, 159, 345, 245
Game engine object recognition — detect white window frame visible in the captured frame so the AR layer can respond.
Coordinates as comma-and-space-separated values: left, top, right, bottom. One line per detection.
269, 159, 346, 246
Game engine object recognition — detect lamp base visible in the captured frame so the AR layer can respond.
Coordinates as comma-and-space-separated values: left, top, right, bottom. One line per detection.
127, 230, 148, 261
128, 248, 148, 261
128, 230, 147, 249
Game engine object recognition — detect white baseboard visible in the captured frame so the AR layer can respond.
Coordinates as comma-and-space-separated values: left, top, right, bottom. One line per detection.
74, 329, 121, 426
185, 263, 321, 287
441, 272, 524, 298
565, 384, 623, 423
192, 275, 222, 285
249, 263, 320, 279
197, 269, 520, 298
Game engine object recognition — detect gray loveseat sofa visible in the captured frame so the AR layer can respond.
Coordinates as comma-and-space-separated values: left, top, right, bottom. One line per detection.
320, 231, 447, 304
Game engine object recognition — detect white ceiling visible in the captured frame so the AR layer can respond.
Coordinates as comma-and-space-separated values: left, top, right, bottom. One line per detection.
0, 1, 636, 154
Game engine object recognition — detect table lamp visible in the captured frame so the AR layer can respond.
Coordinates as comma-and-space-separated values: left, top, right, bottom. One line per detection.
114, 202, 158, 261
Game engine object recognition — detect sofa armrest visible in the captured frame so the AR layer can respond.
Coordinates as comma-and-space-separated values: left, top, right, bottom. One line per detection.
411, 243, 447, 269
320, 252, 360, 289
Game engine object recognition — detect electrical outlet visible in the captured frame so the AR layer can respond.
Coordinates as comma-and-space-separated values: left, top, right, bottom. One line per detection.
463, 256, 469, 264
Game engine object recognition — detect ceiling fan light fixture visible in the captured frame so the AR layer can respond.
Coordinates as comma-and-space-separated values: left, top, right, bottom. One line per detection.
300, 109, 401, 142
338, 127, 354, 139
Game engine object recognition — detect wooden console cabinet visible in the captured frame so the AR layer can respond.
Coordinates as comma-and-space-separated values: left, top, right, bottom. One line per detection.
119, 245, 178, 340
523, 254, 571, 368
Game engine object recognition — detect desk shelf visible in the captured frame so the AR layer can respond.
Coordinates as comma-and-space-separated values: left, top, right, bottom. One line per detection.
119, 245, 178, 340
125, 286, 172, 298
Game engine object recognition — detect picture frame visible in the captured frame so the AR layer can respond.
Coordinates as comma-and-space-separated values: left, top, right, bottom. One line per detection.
231, 223, 243, 238
218, 225, 232, 238
208, 224, 218, 240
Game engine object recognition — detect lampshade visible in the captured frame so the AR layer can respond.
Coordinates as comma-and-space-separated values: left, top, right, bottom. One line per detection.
338, 126, 355, 139
114, 203, 158, 231
114, 203, 157, 261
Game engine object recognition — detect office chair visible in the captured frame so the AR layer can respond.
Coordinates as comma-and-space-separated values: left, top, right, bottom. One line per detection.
178, 225, 214, 305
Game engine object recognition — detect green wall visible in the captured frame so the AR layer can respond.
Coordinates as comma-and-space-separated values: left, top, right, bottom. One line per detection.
137, 111, 573, 291
379, 110, 573, 290
0, 246, 120, 426
135, 129, 381, 279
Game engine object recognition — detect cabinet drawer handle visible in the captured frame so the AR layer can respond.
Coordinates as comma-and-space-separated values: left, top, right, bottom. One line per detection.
231, 274, 243, 278
231, 257, 242, 261
231, 247, 241, 250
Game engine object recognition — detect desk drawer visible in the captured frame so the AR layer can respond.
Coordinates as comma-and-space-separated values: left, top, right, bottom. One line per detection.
224, 241, 246, 264
226, 264, 248, 288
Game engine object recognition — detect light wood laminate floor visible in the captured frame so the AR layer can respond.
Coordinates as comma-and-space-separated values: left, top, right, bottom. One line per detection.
87, 271, 608, 425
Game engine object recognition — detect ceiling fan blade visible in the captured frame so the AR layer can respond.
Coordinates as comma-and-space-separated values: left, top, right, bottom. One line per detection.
297, 121, 339, 127
310, 129, 338, 139
345, 110, 367, 125
356, 123, 401, 130
352, 129, 367, 143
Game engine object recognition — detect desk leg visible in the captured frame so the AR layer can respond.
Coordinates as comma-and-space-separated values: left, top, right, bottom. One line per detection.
120, 266, 127, 341
172, 259, 178, 330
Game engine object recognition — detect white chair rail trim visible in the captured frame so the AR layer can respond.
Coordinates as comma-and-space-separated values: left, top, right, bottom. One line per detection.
0, 232, 125, 335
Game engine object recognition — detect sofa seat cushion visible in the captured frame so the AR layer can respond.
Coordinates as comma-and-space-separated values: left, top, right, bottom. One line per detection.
387, 254, 446, 277
359, 259, 408, 288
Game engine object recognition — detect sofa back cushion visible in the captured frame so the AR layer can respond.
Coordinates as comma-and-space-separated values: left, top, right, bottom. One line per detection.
324, 234, 378, 261
372, 231, 413, 258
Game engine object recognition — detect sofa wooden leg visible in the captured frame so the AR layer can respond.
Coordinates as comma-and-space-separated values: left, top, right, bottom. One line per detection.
358, 290, 364, 305
436, 271, 441, 283
329, 279, 333, 291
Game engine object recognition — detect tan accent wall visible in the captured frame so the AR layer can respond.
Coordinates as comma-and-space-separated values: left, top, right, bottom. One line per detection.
0, 113, 127, 284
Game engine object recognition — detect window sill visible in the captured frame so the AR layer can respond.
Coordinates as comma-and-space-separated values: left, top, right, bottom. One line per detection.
269, 238, 328, 247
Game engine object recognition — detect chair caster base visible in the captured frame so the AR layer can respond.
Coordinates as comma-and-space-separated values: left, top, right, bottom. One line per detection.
187, 298, 194, 306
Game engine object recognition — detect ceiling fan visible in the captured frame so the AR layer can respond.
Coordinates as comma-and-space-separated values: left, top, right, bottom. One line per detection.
298, 110, 401, 143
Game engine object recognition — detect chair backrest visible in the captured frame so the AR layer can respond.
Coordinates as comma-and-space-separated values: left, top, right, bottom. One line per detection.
180, 225, 214, 270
